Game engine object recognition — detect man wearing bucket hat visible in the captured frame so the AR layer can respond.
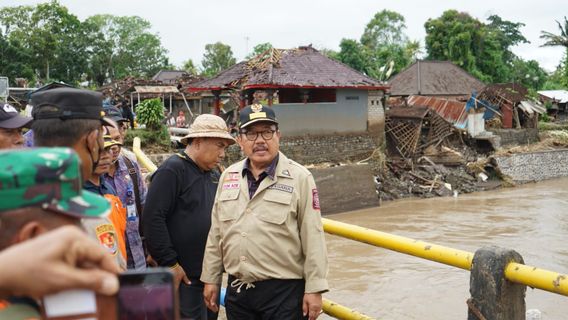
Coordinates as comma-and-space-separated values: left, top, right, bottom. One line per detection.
201, 104, 328, 320
143, 114, 235, 319
0, 103, 33, 149
0, 147, 117, 319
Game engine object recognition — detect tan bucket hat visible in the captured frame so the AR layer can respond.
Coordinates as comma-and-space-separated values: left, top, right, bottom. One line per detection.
180, 114, 236, 145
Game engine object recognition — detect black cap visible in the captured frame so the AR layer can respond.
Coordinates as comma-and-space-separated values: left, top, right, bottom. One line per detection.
32, 88, 111, 126
104, 106, 127, 123
0, 103, 33, 129
239, 104, 278, 129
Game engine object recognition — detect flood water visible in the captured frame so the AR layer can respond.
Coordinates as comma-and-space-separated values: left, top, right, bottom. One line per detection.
323, 178, 568, 319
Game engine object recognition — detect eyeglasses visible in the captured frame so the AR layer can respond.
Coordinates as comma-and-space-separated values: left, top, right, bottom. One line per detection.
241, 129, 276, 141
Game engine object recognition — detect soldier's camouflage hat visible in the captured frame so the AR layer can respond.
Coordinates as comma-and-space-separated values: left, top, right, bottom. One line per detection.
0, 147, 110, 218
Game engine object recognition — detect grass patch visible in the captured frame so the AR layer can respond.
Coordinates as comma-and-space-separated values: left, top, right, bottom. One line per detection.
538, 121, 568, 131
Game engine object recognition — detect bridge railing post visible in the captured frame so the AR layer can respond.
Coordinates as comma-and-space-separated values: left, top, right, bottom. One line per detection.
468, 246, 526, 320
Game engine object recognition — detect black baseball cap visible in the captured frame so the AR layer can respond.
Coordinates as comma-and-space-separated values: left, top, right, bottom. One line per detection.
104, 106, 127, 123
239, 104, 278, 129
31, 87, 112, 126
0, 103, 33, 129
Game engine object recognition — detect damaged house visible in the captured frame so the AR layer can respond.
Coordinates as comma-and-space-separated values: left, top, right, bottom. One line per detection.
187, 45, 389, 139
388, 60, 485, 101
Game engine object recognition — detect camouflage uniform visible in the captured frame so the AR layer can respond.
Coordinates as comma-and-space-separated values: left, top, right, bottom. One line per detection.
0, 147, 110, 320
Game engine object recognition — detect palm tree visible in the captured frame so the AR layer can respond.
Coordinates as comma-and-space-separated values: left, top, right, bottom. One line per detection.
540, 17, 568, 84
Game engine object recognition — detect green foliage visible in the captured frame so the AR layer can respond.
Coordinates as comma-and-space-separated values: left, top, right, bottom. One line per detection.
336, 10, 419, 80
83, 14, 169, 85
0, 33, 33, 85
245, 42, 273, 60
425, 11, 537, 84
542, 61, 567, 89
136, 98, 164, 131
540, 17, 568, 86
182, 59, 199, 75
0, 1, 169, 86
539, 113, 551, 123
201, 42, 236, 77
510, 58, 548, 90
124, 127, 170, 151
0, 0, 88, 84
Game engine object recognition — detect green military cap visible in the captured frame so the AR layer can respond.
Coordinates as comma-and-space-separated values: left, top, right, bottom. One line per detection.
0, 147, 110, 218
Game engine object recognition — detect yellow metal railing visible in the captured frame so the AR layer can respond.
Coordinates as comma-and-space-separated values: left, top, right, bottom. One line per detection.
322, 299, 375, 320
132, 137, 157, 173
131, 140, 373, 320
322, 218, 568, 297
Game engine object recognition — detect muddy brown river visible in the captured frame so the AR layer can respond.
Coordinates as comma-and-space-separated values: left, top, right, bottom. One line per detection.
322, 177, 568, 319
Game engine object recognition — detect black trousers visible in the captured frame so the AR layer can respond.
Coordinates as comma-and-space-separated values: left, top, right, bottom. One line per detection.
179, 278, 218, 320
225, 275, 308, 320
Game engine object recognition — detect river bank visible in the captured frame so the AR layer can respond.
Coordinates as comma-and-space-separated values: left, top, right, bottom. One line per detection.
143, 130, 568, 215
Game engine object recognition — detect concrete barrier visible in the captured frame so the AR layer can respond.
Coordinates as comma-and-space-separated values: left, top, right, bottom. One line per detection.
310, 164, 379, 215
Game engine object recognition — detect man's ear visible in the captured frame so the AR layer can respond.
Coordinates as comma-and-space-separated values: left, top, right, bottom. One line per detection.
236, 135, 244, 151
16, 221, 48, 243
86, 129, 102, 156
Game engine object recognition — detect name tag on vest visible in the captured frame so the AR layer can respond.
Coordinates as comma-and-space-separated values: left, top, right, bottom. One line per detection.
268, 184, 294, 193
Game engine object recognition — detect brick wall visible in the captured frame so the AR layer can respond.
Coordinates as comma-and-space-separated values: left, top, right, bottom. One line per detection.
492, 149, 568, 183
148, 133, 380, 167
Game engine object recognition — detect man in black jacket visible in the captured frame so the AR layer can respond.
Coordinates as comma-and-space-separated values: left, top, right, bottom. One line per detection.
143, 114, 235, 320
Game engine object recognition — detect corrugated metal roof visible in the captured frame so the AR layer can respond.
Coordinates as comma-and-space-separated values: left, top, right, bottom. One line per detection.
519, 100, 546, 115
134, 86, 179, 94
408, 95, 467, 129
538, 90, 568, 103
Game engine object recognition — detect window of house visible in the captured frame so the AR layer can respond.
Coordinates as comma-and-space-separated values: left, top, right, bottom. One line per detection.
276, 88, 336, 104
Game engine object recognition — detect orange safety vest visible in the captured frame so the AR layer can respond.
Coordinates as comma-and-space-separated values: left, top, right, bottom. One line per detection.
104, 194, 127, 261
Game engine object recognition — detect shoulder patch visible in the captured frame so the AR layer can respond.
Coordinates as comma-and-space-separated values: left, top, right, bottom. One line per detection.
95, 224, 118, 256
312, 188, 320, 210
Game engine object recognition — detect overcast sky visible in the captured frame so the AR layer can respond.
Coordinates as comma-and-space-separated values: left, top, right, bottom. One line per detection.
3, 0, 567, 72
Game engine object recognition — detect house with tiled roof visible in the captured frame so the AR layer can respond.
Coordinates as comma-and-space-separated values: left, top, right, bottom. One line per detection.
388, 60, 485, 100
187, 45, 389, 137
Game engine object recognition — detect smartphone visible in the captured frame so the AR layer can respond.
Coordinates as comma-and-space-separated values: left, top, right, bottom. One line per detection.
117, 268, 177, 320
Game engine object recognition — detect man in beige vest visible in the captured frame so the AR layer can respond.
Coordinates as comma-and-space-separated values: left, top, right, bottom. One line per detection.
202, 104, 328, 320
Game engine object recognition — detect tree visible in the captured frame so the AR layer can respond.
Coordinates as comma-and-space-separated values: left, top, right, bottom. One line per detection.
540, 16, 568, 86
337, 39, 371, 75
201, 42, 236, 77
510, 58, 547, 91
0, 1, 88, 84
425, 11, 529, 83
84, 14, 169, 85
362, 10, 418, 78
182, 59, 199, 75
0, 33, 34, 85
335, 10, 417, 80
245, 42, 273, 59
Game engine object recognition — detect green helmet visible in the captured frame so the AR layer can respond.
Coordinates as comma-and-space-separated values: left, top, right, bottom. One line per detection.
0, 147, 109, 218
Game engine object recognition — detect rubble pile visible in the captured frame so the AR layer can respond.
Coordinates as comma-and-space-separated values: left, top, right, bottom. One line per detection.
375, 157, 480, 201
